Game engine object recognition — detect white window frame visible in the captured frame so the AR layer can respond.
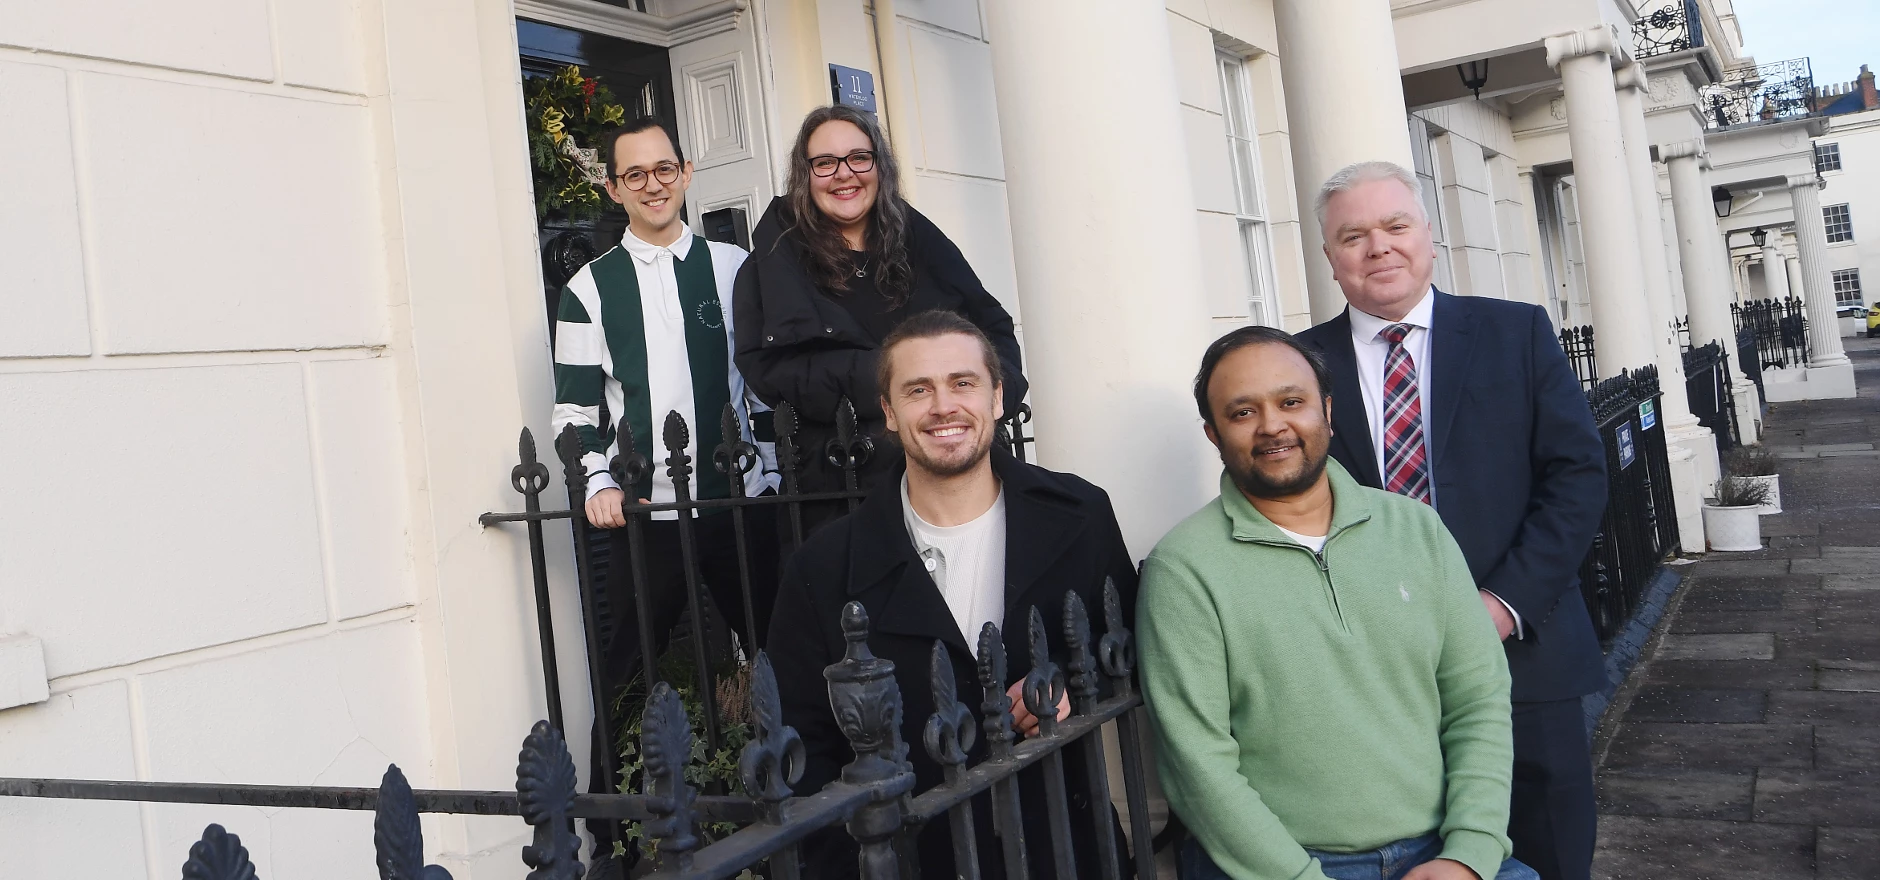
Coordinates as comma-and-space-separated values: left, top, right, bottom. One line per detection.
1825, 203, 1854, 243
1408, 117, 1456, 292
1217, 51, 1279, 327
1832, 268, 1862, 306
1815, 142, 1843, 174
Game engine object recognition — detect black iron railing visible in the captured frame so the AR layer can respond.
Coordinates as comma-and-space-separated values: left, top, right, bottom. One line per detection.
1731, 296, 1811, 371
3, 578, 1150, 880
1578, 366, 1679, 642
1682, 341, 1741, 454
1559, 324, 1599, 390
1704, 57, 1816, 129
1633, 0, 1704, 58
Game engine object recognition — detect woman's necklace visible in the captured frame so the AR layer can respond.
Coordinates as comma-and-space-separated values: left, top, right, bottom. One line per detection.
853, 253, 872, 278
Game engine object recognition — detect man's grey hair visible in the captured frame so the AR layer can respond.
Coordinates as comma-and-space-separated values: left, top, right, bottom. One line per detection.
1314, 160, 1425, 230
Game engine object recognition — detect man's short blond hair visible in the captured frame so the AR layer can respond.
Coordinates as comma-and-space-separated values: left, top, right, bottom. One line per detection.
1314, 161, 1425, 231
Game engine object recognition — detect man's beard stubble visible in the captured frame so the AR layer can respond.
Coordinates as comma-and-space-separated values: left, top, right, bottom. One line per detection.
1225, 441, 1329, 501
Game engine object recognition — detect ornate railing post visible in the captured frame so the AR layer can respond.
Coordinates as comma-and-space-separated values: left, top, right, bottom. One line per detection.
511, 428, 564, 733
517, 721, 583, 880
554, 425, 618, 827
923, 639, 980, 874
738, 651, 806, 880
714, 402, 763, 651
662, 409, 724, 754
181, 824, 259, 880
826, 398, 873, 514
1097, 578, 1155, 880
642, 682, 702, 873
977, 620, 1029, 879
1023, 606, 1077, 879
375, 765, 454, 880
773, 400, 806, 548
1063, 591, 1123, 878
826, 602, 912, 879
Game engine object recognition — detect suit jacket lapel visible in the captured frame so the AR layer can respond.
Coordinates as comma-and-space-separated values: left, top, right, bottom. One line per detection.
1316, 311, 1383, 488
1000, 483, 1084, 621
1427, 291, 1477, 475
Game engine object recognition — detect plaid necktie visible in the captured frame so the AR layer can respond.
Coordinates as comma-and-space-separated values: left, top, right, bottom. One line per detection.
1378, 323, 1431, 504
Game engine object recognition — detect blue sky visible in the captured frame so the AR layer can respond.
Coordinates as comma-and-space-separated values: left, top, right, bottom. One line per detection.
1729, 0, 1875, 86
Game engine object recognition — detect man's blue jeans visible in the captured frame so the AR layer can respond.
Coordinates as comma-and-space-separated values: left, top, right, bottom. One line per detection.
1180, 832, 1541, 880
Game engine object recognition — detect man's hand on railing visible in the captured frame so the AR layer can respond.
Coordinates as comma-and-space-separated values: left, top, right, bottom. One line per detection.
583, 488, 650, 529
1005, 680, 1070, 738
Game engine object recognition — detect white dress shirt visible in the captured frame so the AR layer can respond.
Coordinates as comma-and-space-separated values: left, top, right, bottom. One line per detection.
902, 476, 1007, 645
1346, 287, 1524, 638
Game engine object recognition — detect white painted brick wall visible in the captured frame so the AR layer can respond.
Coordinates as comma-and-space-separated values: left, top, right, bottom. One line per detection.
0, 61, 91, 358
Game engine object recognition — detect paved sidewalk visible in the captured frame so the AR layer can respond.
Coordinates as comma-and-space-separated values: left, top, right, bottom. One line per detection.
1591, 335, 1880, 879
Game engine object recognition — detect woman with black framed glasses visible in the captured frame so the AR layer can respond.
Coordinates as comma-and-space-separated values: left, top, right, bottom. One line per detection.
733, 104, 1027, 532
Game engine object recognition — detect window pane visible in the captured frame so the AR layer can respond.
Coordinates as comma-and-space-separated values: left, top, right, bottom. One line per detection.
1231, 137, 1262, 216
1832, 268, 1862, 306
1825, 204, 1854, 243
1241, 219, 1273, 326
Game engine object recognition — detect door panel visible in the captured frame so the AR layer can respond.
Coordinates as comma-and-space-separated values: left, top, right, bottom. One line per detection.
669, 22, 774, 246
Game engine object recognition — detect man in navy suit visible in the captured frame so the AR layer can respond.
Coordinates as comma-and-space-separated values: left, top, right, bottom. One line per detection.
1295, 161, 1607, 880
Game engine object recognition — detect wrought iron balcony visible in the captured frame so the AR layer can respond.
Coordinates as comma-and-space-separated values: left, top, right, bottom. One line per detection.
1633, 0, 1704, 59
1703, 57, 1817, 129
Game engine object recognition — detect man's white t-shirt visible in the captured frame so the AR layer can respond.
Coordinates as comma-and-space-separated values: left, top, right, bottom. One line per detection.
1275, 525, 1328, 555
903, 477, 1007, 645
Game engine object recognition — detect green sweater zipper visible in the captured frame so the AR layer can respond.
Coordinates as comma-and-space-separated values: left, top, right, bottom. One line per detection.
1137, 460, 1514, 880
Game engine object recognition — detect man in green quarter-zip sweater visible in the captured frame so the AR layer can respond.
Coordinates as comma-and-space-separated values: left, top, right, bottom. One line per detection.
1138, 326, 1535, 880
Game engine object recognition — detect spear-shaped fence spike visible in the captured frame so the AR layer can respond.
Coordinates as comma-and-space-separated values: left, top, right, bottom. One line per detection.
180, 824, 259, 880
554, 424, 589, 498
641, 683, 700, 869
516, 721, 583, 880
1062, 591, 1099, 716
1022, 607, 1065, 738
511, 428, 550, 497
774, 400, 802, 492
825, 397, 874, 474
662, 410, 694, 498
714, 402, 757, 497
375, 765, 454, 880
924, 639, 976, 767
1097, 577, 1136, 695
977, 621, 1015, 760
609, 416, 647, 492
739, 652, 806, 805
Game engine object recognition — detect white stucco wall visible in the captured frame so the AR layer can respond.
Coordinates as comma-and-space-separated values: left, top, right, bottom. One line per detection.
0, 0, 577, 877
1818, 108, 1880, 309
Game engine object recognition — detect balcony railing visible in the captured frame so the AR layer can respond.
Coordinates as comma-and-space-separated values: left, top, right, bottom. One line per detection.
1703, 57, 1817, 129
1633, 0, 1704, 59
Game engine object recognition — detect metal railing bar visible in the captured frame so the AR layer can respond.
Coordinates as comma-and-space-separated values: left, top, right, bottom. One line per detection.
0, 778, 764, 822
478, 489, 870, 525
900, 692, 1139, 824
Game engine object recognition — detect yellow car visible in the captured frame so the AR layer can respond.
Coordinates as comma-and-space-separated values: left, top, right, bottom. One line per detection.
1869, 304, 1880, 337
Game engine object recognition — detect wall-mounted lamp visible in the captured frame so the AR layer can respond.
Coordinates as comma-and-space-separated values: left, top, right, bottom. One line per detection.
1751, 227, 1768, 248
1457, 60, 1490, 100
1712, 185, 1733, 218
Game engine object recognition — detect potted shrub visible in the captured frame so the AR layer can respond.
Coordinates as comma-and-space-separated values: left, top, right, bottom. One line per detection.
1704, 475, 1771, 551
1726, 446, 1782, 514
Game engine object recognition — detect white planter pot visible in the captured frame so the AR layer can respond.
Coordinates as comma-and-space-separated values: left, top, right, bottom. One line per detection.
1746, 474, 1781, 514
1704, 504, 1764, 551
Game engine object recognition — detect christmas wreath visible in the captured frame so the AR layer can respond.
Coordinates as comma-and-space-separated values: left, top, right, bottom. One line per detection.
525, 65, 628, 222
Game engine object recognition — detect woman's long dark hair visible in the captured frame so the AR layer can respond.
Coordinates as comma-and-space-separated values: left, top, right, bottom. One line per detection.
783, 105, 914, 300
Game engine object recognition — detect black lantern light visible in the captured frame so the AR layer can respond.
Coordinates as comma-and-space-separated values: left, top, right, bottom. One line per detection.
1751, 227, 1768, 248
1457, 60, 1490, 100
1712, 185, 1733, 218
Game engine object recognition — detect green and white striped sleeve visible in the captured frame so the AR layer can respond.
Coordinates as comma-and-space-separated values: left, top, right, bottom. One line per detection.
551, 281, 617, 497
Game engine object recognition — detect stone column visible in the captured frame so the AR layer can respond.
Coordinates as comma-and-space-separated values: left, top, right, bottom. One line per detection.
1545, 26, 1658, 377
1615, 63, 1709, 545
1789, 174, 1853, 374
1664, 141, 1760, 443
1272, 0, 1416, 322
1762, 239, 1792, 301
984, 0, 1217, 556
1786, 255, 1805, 315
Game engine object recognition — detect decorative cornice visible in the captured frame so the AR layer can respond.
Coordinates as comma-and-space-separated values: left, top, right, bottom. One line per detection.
514, 0, 747, 49
1544, 24, 1630, 70
1785, 173, 1825, 191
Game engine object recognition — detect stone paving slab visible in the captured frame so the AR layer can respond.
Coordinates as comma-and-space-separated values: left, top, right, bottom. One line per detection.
1593, 816, 1816, 879
1656, 633, 1777, 661
1593, 336, 1880, 879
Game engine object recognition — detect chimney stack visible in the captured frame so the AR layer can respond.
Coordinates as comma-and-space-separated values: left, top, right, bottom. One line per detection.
1862, 64, 1878, 111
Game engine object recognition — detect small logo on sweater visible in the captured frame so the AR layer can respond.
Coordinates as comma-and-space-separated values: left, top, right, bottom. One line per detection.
1399, 585, 1412, 602
694, 299, 724, 329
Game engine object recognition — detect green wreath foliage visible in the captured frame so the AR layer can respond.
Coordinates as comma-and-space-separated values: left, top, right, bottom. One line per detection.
525, 64, 627, 222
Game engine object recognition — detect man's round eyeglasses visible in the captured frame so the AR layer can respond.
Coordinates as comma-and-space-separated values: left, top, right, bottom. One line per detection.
615, 162, 682, 191
809, 150, 876, 178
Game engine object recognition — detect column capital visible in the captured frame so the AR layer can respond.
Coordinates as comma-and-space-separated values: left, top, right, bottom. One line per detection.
1614, 61, 1649, 93
1661, 139, 1709, 166
1786, 173, 1825, 191
1545, 24, 1630, 70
